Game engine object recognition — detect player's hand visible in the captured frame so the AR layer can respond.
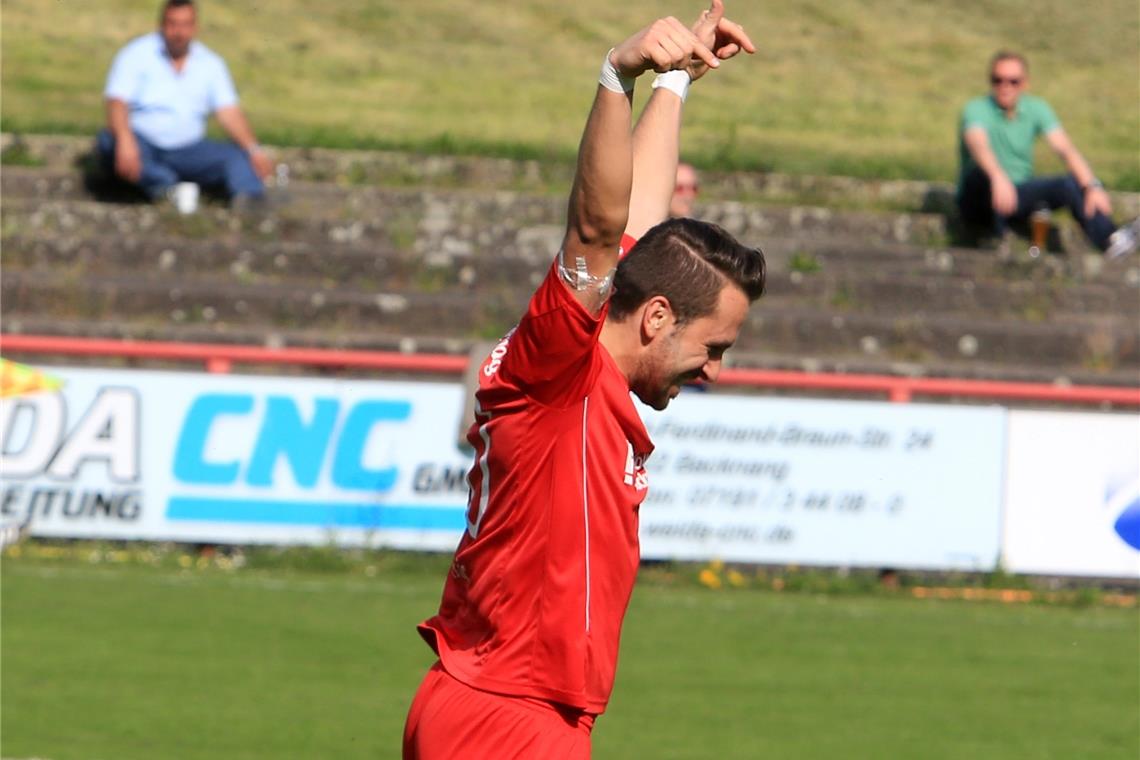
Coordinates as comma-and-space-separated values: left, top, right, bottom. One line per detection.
990, 174, 1018, 217
114, 136, 142, 183
687, 0, 755, 82
1084, 186, 1112, 219
611, 16, 719, 79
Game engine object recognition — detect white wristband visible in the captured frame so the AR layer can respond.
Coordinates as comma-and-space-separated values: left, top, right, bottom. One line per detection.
652, 70, 691, 102
599, 48, 635, 94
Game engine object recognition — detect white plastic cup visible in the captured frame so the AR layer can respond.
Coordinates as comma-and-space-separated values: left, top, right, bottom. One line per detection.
172, 182, 199, 214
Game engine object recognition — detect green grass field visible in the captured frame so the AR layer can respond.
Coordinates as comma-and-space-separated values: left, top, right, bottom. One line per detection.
3, 550, 1137, 759
2, 0, 1138, 187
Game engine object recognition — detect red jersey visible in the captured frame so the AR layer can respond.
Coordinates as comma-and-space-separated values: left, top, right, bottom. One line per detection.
417, 256, 654, 714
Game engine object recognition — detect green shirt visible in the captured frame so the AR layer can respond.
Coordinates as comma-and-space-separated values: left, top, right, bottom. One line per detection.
957, 94, 1060, 188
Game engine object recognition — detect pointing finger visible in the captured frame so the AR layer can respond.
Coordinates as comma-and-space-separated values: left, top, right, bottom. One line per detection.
719, 18, 756, 54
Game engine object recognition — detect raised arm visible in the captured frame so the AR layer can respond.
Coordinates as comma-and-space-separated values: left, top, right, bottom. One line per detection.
561, 18, 719, 313
625, 0, 754, 239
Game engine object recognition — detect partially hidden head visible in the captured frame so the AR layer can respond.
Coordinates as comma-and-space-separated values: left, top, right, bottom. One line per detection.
607, 218, 766, 410
159, 0, 197, 60
989, 50, 1029, 110
670, 162, 700, 218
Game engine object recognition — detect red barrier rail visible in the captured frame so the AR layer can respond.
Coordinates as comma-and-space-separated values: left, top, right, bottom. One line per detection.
2, 333, 1138, 406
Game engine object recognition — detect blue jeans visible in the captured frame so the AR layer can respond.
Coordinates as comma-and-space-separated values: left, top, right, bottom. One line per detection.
96, 130, 264, 201
957, 169, 1116, 251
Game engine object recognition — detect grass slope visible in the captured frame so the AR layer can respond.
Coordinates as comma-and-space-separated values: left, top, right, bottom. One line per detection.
2, 558, 1137, 759
2, 0, 1137, 187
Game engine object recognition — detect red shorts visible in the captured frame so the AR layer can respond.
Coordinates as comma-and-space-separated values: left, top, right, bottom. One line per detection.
403, 661, 595, 760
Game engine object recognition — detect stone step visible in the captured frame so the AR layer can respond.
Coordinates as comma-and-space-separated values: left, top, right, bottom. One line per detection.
6, 233, 1134, 322
742, 307, 1139, 372
5, 134, 1139, 218
10, 166, 1135, 266
1, 184, 952, 253
5, 270, 1136, 372
6, 218, 1135, 294
1, 269, 520, 341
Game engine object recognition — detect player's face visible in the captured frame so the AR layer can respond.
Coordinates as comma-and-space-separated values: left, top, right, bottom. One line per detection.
636, 284, 750, 411
161, 5, 197, 60
990, 59, 1026, 110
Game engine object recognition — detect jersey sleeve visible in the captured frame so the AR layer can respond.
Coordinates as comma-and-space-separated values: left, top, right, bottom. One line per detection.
104, 44, 138, 101
208, 56, 239, 111
620, 233, 638, 257
1034, 98, 1061, 136
497, 260, 606, 405
960, 98, 989, 133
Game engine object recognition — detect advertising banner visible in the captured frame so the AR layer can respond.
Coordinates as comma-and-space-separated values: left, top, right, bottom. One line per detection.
0, 367, 471, 550
1003, 410, 1140, 578
2, 365, 1006, 571
639, 392, 1006, 570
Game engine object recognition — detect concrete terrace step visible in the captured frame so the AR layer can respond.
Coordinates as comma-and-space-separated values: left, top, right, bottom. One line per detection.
0, 187, 952, 253
1, 269, 520, 340
7, 219, 1137, 294
6, 231, 1135, 322
741, 307, 1139, 372
5, 133, 1140, 218
5, 269, 1137, 372
9, 167, 1135, 266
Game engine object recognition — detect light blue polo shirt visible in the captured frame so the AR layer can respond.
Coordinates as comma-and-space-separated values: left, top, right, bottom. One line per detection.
104, 32, 238, 150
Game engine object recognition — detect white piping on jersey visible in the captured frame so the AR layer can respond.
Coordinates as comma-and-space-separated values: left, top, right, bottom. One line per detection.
465, 398, 493, 539
582, 396, 591, 633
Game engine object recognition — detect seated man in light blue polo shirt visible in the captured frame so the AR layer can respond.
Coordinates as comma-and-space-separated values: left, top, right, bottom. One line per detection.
957, 50, 1137, 259
97, 0, 273, 205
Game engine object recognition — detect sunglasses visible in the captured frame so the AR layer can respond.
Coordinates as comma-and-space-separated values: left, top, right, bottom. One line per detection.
990, 76, 1022, 86
675, 183, 699, 193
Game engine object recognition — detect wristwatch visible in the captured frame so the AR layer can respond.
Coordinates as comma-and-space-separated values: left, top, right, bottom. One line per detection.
1083, 179, 1104, 193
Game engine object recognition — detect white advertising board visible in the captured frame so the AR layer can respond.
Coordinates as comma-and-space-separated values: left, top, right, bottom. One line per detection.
1003, 410, 1140, 578
2, 366, 1006, 571
639, 392, 1006, 570
0, 367, 472, 550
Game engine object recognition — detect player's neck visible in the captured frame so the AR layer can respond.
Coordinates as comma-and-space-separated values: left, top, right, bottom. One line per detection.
599, 319, 639, 386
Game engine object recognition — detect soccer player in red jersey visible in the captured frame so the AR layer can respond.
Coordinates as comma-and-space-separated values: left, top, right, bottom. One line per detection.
404, 4, 762, 757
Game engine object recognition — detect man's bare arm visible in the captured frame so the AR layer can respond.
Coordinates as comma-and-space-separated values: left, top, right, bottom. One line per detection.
105, 98, 141, 183
626, 89, 683, 240
215, 105, 273, 179
562, 18, 718, 312
963, 127, 1017, 216
1045, 128, 1112, 218
625, 0, 755, 239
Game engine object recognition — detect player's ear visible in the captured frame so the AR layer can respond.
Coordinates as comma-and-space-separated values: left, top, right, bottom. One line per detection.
640, 296, 675, 342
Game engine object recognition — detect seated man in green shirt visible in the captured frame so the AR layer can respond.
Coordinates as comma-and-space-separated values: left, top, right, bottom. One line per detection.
957, 50, 1137, 259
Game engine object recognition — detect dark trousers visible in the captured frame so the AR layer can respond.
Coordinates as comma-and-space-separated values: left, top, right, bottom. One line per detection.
957, 169, 1116, 251
95, 129, 264, 201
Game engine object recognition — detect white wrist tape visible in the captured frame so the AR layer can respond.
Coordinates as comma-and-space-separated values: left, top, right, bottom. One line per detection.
652, 70, 691, 102
599, 48, 635, 94
558, 248, 615, 300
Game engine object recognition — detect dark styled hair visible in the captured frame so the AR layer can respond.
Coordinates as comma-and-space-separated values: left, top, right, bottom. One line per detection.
990, 50, 1028, 75
160, 0, 194, 18
608, 218, 765, 325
